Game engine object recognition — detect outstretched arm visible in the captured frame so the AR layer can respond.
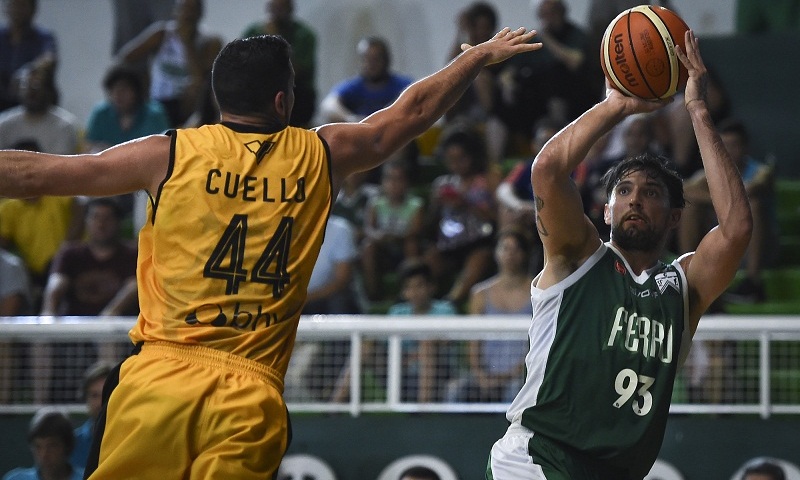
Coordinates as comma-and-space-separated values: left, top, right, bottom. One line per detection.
531, 86, 667, 286
676, 31, 752, 332
316, 27, 541, 191
0, 134, 171, 200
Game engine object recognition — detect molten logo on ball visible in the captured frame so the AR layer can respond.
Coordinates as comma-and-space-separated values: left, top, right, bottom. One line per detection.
613, 33, 639, 88
600, 5, 689, 100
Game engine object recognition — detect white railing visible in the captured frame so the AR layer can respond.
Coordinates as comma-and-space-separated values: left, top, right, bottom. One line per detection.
1, 314, 799, 417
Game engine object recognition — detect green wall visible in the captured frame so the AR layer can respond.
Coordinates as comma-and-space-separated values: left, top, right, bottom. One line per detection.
1, 413, 798, 480
700, 33, 800, 179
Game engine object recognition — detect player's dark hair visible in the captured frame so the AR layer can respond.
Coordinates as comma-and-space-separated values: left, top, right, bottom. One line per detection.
497, 226, 533, 258
212, 35, 292, 118
742, 460, 786, 480
28, 408, 75, 454
399, 465, 441, 480
103, 63, 145, 105
357, 36, 391, 66
399, 259, 434, 284
86, 197, 124, 220
438, 127, 488, 174
602, 153, 685, 208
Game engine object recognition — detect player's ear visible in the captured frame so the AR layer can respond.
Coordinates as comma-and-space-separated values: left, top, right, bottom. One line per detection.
668, 208, 682, 229
603, 203, 612, 226
275, 91, 288, 119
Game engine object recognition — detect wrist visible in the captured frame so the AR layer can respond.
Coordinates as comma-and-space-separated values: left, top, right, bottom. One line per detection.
685, 98, 707, 114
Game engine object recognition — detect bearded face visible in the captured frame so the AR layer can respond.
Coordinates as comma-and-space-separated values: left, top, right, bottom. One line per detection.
605, 170, 679, 253
610, 215, 664, 252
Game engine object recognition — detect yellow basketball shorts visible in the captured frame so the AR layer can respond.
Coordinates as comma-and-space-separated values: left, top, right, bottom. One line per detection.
87, 342, 290, 480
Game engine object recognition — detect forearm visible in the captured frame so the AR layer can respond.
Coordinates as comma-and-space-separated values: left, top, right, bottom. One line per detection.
384, 47, 488, 139
690, 103, 752, 238
0, 151, 45, 198
536, 99, 625, 176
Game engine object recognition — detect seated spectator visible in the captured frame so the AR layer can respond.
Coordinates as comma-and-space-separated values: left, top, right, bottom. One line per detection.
0, 244, 31, 404
388, 260, 458, 403
679, 118, 776, 304
70, 361, 113, 471
318, 36, 412, 124
303, 215, 360, 401
0, 65, 79, 154
41, 197, 138, 318
495, 0, 595, 154
361, 160, 424, 301
424, 128, 496, 307
678, 119, 776, 405
0, 147, 84, 308
444, 2, 508, 165
0, 0, 57, 111
84, 63, 170, 152
240, 0, 317, 127
37, 197, 137, 403
303, 215, 359, 315
331, 169, 379, 247
446, 228, 533, 403
496, 116, 561, 273
84, 64, 170, 231
660, 66, 731, 178
0, 244, 29, 315
116, 0, 223, 127
1, 407, 83, 480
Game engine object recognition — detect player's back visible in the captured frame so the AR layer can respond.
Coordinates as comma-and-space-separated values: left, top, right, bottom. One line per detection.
132, 122, 332, 379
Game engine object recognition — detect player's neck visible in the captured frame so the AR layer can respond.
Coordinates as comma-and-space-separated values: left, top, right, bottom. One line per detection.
613, 243, 663, 275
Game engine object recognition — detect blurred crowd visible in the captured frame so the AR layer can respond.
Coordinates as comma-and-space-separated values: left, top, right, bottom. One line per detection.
0, 0, 788, 406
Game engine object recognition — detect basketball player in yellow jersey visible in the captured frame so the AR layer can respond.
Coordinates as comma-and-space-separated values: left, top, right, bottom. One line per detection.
0, 31, 541, 479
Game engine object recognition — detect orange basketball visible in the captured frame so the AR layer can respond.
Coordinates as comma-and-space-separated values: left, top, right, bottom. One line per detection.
600, 5, 689, 100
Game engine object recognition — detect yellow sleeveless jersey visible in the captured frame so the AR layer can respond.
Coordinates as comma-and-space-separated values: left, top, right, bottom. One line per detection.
131, 122, 332, 380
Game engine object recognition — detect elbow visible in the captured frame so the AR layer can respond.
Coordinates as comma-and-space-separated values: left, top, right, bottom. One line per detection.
725, 210, 754, 253
531, 151, 560, 185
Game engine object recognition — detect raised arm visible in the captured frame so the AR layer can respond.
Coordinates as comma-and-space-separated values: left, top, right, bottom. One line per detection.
316, 27, 541, 190
531, 88, 665, 285
0, 134, 171, 200
676, 31, 752, 331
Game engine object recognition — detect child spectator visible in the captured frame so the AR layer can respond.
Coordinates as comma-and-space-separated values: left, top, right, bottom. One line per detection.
361, 161, 424, 301
388, 260, 458, 403
424, 128, 496, 307
2, 407, 83, 480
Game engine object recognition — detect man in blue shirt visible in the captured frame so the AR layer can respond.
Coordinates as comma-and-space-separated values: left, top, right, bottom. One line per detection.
318, 36, 412, 123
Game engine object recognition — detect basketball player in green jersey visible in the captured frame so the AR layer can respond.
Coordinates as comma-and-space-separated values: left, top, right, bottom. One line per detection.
487, 31, 752, 480
0, 30, 540, 480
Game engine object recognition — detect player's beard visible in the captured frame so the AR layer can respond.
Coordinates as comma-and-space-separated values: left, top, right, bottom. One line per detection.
611, 221, 662, 253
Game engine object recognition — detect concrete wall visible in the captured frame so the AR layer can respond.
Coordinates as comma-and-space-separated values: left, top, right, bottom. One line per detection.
35, 0, 735, 128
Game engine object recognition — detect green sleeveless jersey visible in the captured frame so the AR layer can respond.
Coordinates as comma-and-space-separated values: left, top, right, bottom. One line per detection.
507, 243, 692, 479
